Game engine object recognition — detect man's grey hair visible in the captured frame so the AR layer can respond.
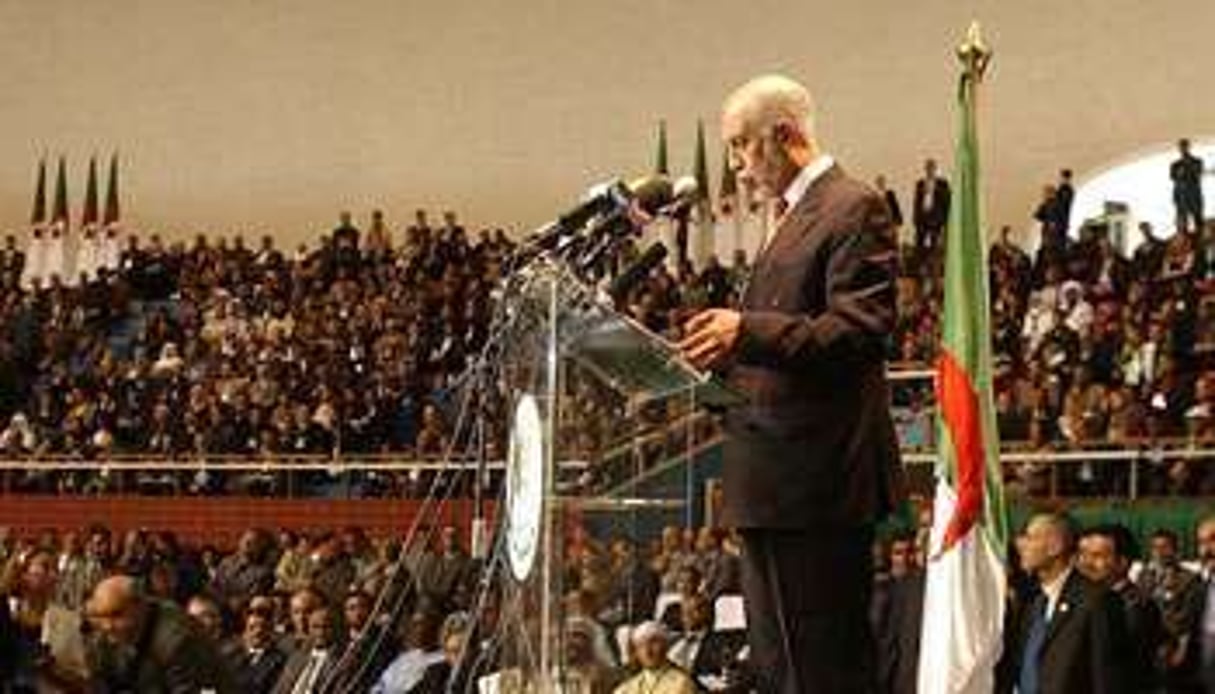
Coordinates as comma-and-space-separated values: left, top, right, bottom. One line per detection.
722, 74, 817, 142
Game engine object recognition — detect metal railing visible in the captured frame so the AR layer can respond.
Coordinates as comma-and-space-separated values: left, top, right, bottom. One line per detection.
0, 435, 1211, 500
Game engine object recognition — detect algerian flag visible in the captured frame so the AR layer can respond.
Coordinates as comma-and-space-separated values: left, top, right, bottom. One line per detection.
655, 119, 670, 175
104, 153, 121, 227
917, 23, 1009, 694
82, 156, 99, 228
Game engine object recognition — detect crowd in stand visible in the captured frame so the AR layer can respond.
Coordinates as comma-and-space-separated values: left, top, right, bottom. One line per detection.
0, 520, 745, 692
0, 145, 1212, 500
0, 510, 1212, 692
0, 210, 526, 493
888, 147, 1215, 497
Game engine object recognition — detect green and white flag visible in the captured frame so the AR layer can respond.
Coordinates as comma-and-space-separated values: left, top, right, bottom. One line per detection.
917, 23, 1009, 694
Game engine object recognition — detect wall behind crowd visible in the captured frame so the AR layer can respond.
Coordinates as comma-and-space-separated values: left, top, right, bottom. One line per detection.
0, 0, 1210, 244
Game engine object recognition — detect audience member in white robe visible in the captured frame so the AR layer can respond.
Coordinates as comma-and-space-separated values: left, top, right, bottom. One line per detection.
100, 226, 123, 274
77, 225, 103, 281
739, 197, 768, 260
44, 224, 68, 285
714, 196, 744, 264
21, 227, 48, 288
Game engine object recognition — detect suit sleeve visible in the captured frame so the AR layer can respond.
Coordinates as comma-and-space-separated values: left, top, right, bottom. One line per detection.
736, 194, 896, 370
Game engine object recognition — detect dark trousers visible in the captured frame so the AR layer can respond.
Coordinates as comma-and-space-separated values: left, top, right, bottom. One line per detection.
740, 526, 875, 694
1176, 191, 1205, 234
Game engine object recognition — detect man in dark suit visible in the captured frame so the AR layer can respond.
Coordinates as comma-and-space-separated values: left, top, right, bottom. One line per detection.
1171, 138, 1205, 234
1053, 169, 1075, 231
680, 73, 904, 693
873, 532, 925, 694
225, 608, 289, 694
1194, 515, 1215, 692
997, 513, 1130, 694
272, 605, 344, 694
85, 574, 236, 692
874, 175, 903, 229
1077, 523, 1163, 692
912, 158, 951, 256
666, 592, 747, 686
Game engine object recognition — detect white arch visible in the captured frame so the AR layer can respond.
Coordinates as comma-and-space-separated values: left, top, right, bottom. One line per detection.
1071, 137, 1215, 251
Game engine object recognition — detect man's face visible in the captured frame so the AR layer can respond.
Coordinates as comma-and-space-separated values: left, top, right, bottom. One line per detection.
87, 532, 110, 560
344, 595, 371, 633
680, 597, 711, 632
88, 596, 141, 645
290, 592, 320, 635
187, 598, 223, 639
635, 634, 668, 669
1018, 518, 1055, 574
722, 109, 792, 199
889, 540, 914, 578
1197, 521, 1215, 572
1150, 536, 1177, 565
21, 553, 57, 596
244, 612, 273, 649
238, 531, 259, 559
1077, 535, 1120, 584
307, 608, 334, 648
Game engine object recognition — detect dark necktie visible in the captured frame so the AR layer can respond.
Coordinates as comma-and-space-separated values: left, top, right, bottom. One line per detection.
1017, 592, 1048, 694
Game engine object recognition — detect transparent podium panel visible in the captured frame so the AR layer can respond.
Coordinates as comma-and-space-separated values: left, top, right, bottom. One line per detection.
482, 260, 735, 693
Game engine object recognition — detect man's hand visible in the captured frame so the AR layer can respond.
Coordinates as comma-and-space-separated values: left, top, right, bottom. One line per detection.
679, 309, 742, 370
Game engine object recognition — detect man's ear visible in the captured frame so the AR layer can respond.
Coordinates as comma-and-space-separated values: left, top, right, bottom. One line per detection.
771, 122, 793, 147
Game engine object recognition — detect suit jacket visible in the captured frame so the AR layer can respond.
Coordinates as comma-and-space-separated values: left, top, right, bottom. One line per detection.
874, 571, 924, 694
673, 629, 747, 681
996, 571, 1132, 694
721, 164, 904, 529
271, 645, 342, 694
912, 177, 951, 230
223, 640, 289, 694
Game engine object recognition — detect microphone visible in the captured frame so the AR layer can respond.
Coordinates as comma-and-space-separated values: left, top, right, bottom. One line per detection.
627, 175, 677, 216
608, 241, 668, 303
573, 176, 675, 274
523, 176, 674, 251
661, 176, 701, 217
521, 179, 631, 253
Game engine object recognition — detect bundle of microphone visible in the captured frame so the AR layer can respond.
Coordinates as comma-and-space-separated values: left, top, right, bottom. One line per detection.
513, 173, 699, 302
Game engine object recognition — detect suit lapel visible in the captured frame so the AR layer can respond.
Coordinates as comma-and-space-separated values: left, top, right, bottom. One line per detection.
744, 164, 842, 306
1042, 572, 1083, 650
765, 165, 840, 258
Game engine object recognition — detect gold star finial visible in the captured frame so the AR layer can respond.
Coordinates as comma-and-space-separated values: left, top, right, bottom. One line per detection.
957, 21, 992, 82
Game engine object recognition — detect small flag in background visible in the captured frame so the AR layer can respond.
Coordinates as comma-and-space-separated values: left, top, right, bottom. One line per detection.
103, 153, 121, 227
655, 119, 669, 176
82, 156, 99, 228
30, 159, 47, 226
51, 155, 69, 231
718, 145, 737, 218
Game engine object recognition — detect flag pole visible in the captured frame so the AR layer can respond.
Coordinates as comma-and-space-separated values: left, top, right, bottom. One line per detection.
917, 21, 1009, 694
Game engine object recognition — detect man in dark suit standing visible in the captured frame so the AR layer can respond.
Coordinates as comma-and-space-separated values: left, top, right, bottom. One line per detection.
680, 73, 904, 693
1077, 523, 1164, 691
1171, 138, 1205, 234
1194, 515, 1215, 693
912, 158, 951, 257
997, 513, 1130, 694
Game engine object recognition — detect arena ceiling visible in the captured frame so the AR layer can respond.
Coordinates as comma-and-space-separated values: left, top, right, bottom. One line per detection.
0, 0, 1209, 246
